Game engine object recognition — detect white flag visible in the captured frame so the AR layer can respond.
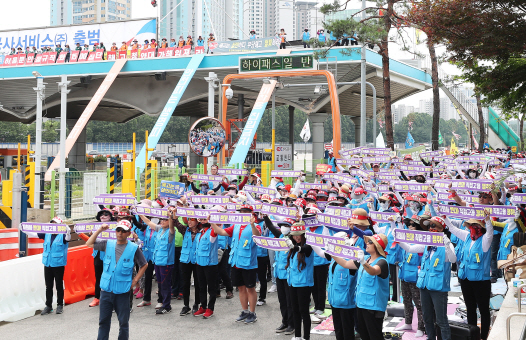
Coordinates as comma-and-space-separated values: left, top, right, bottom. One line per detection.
299, 119, 311, 142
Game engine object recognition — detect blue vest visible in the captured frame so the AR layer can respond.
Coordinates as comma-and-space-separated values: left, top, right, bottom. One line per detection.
498, 225, 519, 261
228, 224, 258, 269
385, 223, 403, 265
348, 200, 369, 212
92, 249, 105, 260
180, 228, 198, 264
416, 246, 451, 292
399, 249, 421, 283
302, 32, 310, 41
196, 228, 219, 266
42, 234, 68, 267
309, 226, 330, 266
273, 235, 289, 280
458, 236, 491, 281
355, 257, 389, 311
217, 224, 231, 249
256, 221, 269, 258
318, 33, 326, 42
133, 223, 145, 243
153, 228, 175, 266
142, 226, 157, 262
327, 259, 357, 309
287, 250, 314, 287
100, 240, 138, 294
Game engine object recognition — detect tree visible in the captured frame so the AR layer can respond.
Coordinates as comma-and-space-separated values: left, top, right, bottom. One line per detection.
42, 121, 59, 142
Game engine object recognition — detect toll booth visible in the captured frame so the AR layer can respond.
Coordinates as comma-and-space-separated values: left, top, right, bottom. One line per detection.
0, 148, 28, 182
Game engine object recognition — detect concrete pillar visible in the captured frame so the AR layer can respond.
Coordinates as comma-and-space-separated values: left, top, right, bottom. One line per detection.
188, 116, 200, 169
66, 119, 87, 171
351, 117, 361, 147
309, 113, 329, 162
289, 105, 295, 161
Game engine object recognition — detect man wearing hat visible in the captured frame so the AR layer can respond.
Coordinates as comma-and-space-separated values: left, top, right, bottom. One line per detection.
86, 220, 148, 339
75, 42, 82, 51
211, 205, 261, 324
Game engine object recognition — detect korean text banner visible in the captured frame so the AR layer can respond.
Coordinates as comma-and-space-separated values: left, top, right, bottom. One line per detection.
324, 206, 353, 218
93, 195, 135, 206
209, 36, 280, 53
190, 195, 230, 205
0, 19, 156, 54
217, 169, 248, 176
21, 223, 68, 234
253, 236, 290, 251
510, 194, 526, 205
325, 241, 361, 260
475, 204, 516, 218
437, 204, 486, 219
271, 170, 301, 178
175, 207, 210, 218
394, 229, 444, 246
317, 213, 349, 230
258, 203, 297, 218
300, 183, 330, 190
360, 148, 391, 155
369, 211, 398, 223
191, 174, 223, 182
305, 231, 346, 248
159, 181, 185, 199
450, 179, 493, 191
393, 182, 432, 193
209, 213, 251, 224
75, 222, 117, 233
133, 206, 169, 219
243, 185, 274, 195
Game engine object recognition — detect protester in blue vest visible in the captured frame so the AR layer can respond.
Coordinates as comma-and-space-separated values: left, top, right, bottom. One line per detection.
135, 208, 158, 308
211, 204, 261, 324
311, 231, 359, 340
327, 150, 337, 172
139, 211, 176, 315
496, 209, 523, 261
86, 220, 147, 340
332, 231, 390, 340
318, 29, 326, 42
284, 220, 315, 340
38, 216, 71, 315
445, 211, 493, 340
398, 216, 456, 340
302, 28, 311, 48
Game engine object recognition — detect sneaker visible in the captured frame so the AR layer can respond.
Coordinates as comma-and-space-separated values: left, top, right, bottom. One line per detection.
268, 284, 277, 293
314, 310, 326, 319
133, 286, 140, 295
156, 307, 172, 315
255, 282, 261, 293
310, 314, 321, 324
191, 304, 199, 314
235, 310, 250, 322
137, 301, 151, 307
177, 293, 183, 300
155, 303, 163, 309
193, 306, 206, 317
180, 306, 192, 316
203, 309, 214, 319
135, 292, 144, 299
256, 299, 266, 306
309, 307, 316, 314
244, 312, 258, 324
226, 291, 234, 299
284, 326, 295, 335
56, 305, 63, 314
41, 306, 53, 316
89, 298, 100, 307
276, 323, 287, 333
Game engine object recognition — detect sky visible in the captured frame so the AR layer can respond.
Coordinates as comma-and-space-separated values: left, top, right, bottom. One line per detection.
0, 0, 461, 107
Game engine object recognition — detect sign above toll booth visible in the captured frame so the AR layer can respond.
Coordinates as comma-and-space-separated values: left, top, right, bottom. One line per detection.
239, 54, 315, 73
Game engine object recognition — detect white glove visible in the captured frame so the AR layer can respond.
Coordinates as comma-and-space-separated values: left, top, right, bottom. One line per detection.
285, 238, 295, 249
345, 238, 353, 247
443, 234, 451, 245
357, 250, 366, 265
395, 214, 402, 223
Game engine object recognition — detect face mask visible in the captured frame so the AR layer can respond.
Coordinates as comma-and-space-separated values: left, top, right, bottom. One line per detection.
281, 226, 291, 235
201, 186, 209, 192
379, 201, 390, 211
409, 201, 421, 212
415, 176, 425, 183
301, 175, 306, 181
469, 172, 477, 179
469, 225, 484, 240
351, 193, 364, 202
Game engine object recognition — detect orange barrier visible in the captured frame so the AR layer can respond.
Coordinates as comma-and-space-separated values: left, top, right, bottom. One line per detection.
63, 245, 95, 304
0, 229, 18, 261
27, 235, 44, 255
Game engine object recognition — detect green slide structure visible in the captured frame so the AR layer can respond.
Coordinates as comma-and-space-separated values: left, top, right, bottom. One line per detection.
488, 106, 520, 148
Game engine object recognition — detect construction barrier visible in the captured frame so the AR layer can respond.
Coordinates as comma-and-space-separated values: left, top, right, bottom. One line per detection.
63, 245, 95, 304
27, 235, 44, 256
0, 206, 12, 229
0, 254, 48, 322
0, 229, 18, 261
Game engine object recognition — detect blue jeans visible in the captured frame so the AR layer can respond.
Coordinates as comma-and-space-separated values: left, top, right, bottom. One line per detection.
420, 289, 450, 340
98, 290, 131, 340
490, 233, 502, 279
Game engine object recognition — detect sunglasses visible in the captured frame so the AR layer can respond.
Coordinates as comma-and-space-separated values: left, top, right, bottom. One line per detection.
115, 228, 129, 233
159, 218, 168, 222
479, 194, 491, 199
367, 240, 374, 245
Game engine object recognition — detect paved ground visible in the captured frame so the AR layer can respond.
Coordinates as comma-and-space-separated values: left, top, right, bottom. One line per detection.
0, 288, 331, 340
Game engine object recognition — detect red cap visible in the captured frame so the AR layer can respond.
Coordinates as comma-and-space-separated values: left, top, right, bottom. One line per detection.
239, 204, 253, 212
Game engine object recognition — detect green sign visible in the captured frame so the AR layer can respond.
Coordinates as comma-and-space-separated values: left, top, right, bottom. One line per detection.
239, 54, 314, 73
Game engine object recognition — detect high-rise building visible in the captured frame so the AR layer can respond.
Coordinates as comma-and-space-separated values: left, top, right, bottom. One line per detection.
50, 0, 131, 26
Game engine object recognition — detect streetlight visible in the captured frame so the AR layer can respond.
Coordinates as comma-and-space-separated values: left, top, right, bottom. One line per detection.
32, 71, 46, 209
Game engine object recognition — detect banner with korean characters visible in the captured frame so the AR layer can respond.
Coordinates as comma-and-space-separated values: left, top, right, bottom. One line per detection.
379, 168, 398, 174
394, 229, 445, 246
393, 182, 432, 193
420, 150, 444, 159
217, 168, 248, 176
511, 194, 526, 205
376, 174, 398, 181
271, 170, 301, 178
437, 204, 486, 219
75, 222, 117, 233
324, 206, 353, 218
377, 184, 390, 192
323, 173, 357, 185
315, 164, 332, 174
325, 241, 361, 260
175, 207, 211, 218
350, 169, 374, 178
225, 203, 242, 211
190, 195, 230, 205
363, 181, 377, 193
433, 180, 452, 192
336, 158, 361, 167
253, 236, 290, 251
360, 148, 391, 156
133, 206, 169, 219
475, 204, 516, 218
191, 174, 223, 182
436, 192, 479, 204
362, 156, 391, 163
339, 147, 363, 158
93, 195, 136, 206
303, 215, 321, 227
317, 213, 349, 230
209, 213, 252, 224
305, 231, 346, 248
399, 165, 432, 173
159, 181, 185, 199
243, 185, 274, 196
20, 222, 69, 234
316, 202, 327, 211
300, 183, 330, 191
450, 179, 493, 192
258, 203, 298, 218
511, 159, 526, 165
369, 211, 398, 223
95, 230, 134, 240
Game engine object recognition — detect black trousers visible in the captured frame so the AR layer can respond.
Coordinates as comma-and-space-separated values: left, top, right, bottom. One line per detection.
257, 256, 269, 300
171, 247, 182, 296
216, 248, 233, 293
389, 263, 399, 301
356, 307, 384, 340
196, 264, 218, 311
332, 307, 355, 340
460, 278, 491, 340
94, 262, 103, 299
181, 262, 200, 307
312, 264, 329, 311
290, 286, 312, 340
276, 278, 294, 327
280, 43, 286, 49
44, 265, 65, 307
142, 260, 156, 302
